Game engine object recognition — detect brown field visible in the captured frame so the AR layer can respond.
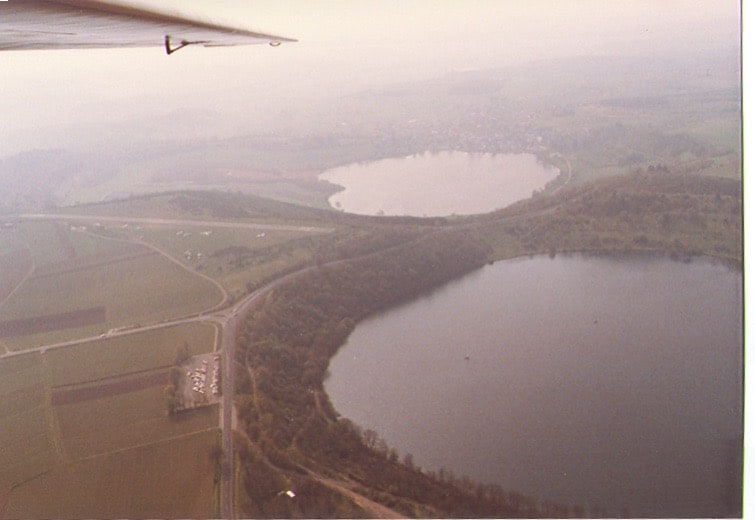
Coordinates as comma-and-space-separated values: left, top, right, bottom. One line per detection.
0, 383, 46, 418
56, 387, 218, 460
44, 322, 216, 386
0, 353, 56, 492
4, 429, 218, 519
0, 306, 107, 337
51, 368, 168, 406
0, 323, 218, 511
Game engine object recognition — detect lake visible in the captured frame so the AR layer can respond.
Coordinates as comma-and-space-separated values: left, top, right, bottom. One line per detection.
325, 254, 743, 517
319, 151, 560, 216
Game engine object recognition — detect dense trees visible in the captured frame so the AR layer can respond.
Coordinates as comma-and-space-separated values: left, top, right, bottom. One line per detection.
230, 169, 740, 517
232, 229, 552, 517
479, 171, 741, 267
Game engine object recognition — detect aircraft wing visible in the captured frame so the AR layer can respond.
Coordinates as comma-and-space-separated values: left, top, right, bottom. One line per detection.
0, 0, 296, 54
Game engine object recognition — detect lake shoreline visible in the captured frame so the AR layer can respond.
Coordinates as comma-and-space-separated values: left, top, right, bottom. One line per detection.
319, 151, 559, 217
231, 170, 741, 517
326, 253, 743, 517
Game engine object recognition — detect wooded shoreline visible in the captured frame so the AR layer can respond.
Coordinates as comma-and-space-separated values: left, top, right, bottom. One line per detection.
230, 170, 741, 517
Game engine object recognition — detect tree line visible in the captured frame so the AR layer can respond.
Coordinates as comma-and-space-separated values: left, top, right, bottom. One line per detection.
476, 170, 741, 267
232, 229, 573, 517
228, 168, 740, 517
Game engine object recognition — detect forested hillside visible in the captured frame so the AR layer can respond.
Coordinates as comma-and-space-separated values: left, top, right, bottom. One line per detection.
230, 168, 740, 517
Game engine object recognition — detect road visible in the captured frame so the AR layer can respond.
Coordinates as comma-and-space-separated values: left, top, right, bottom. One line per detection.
219, 311, 236, 519
215, 289, 265, 520
15, 213, 334, 234
0, 213, 337, 517
0, 213, 419, 517
212, 267, 322, 519
0, 291, 249, 517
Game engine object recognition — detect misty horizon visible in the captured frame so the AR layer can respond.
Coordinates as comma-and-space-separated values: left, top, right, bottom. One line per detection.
0, 1, 741, 157
0, 2, 744, 518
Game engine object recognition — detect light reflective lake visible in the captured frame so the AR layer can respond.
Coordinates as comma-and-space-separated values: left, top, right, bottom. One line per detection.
319, 151, 559, 216
325, 254, 742, 517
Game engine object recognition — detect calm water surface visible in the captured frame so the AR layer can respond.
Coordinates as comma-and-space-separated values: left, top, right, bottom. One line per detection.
325, 255, 742, 517
319, 151, 559, 216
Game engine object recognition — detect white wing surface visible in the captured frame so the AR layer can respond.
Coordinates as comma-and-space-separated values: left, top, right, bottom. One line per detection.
0, 0, 296, 53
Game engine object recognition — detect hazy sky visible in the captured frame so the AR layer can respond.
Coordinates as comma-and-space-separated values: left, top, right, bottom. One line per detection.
0, 0, 741, 154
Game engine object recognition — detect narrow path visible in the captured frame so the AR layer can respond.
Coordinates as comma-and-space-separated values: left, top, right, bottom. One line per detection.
308, 473, 405, 519
132, 236, 228, 312
73, 226, 229, 312
40, 354, 69, 465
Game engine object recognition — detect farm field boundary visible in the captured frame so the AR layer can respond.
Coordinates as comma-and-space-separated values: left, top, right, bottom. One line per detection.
4, 428, 219, 519
51, 368, 169, 406
0, 307, 107, 338
30, 248, 154, 279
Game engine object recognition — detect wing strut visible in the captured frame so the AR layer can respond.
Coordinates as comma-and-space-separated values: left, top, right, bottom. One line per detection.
164, 35, 207, 55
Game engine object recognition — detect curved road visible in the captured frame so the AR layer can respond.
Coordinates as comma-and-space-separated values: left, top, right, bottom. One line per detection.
2, 213, 450, 517
4, 159, 591, 517
1, 214, 337, 518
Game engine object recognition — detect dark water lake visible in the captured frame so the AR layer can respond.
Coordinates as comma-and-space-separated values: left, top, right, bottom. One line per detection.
318, 151, 559, 216
325, 254, 743, 517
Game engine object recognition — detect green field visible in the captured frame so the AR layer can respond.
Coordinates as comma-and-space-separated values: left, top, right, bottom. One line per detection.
50, 193, 337, 304
0, 222, 224, 351
125, 224, 316, 298
0, 323, 219, 516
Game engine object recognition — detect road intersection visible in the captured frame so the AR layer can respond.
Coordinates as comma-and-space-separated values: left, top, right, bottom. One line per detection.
0, 213, 334, 518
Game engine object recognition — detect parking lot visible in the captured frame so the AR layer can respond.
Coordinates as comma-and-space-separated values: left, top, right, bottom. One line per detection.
177, 353, 221, 409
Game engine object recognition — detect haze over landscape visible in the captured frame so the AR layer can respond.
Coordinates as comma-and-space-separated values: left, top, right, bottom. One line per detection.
0, 1, 745, 518
0, 0, 740, 154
